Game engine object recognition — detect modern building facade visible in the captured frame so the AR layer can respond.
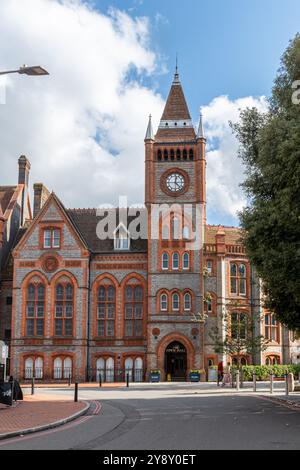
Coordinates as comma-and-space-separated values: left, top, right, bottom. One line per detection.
1, 70, 299, 382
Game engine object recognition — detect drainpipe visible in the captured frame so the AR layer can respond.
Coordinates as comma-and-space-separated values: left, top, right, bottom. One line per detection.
86, 253, 92, 381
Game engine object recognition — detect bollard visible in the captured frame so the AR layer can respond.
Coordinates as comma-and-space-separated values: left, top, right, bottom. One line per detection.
68, 374, 71, 387
99, 374, 102, 388
236, 370, 240, 391
31, 377, 35, 395
270, 372, 274, 394
253, 372, 257, 392
285, 372, 289, 396
126, 373, 129, 388
74, 382, 78, 402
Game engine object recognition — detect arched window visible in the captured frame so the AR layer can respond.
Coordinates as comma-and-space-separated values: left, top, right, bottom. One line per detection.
96, 357, 105, 382
124, 284, 143, 337
63, 357, 72, 379
176, 149, 181, 160
182, 252, 189, 269
172, 252, 179, 270
97, 284, 116, 337
230, 263, 237, 294
183, 149, 187, 160
206, 295, 212, 313
34, 357, 43, 379
25, 357, 34, 379
162, 252, 169, 270
164, 149, 168, 161
184, 293, 191, 311
26, 283, 45, 337
265, 313, 279, 342
134, 357, 143, 382
266, 355, 280, 365
157, 149, 162, 161
231, 312, 247, 340
172, 293, 180, 311
55, 283, 74, 336
189, 149, 194, 160
230, 263, 247, 295
106, 357, 115, 383
125, 357, 134, 382
239, 264, 246, 295
53, 357, 62, 379
170, 149, 175, 161
160, 293, 168, 311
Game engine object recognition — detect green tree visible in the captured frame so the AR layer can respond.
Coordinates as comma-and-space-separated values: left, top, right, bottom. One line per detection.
209, 303, 268, 368
230, 34, 300, 330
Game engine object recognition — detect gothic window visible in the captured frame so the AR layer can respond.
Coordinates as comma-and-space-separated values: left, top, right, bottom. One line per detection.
266, 355, 280, 365
26, 283, 45, 337
230, 263, 247, 295
164, 149, 168, 161
97, 285, 116, 337
162, 252, 169, 270
157, 149, 162, 161
172, 217, 180, 240
172, 292, 180, 311
25, 357, 43, 379
160, 293, 168, 311
265, 313, 279, 342
189, 149, 194, 160
182, 252, 189, 269
170, 149, 175, 161
172, 252, 179, 270
162, 224, 170, 240
53, 357, 72, 379
176, 149, 181, 160
183, 149, 187, 160
54, 283, 74, 336
124, 285, 143, 337
184, 293, 191, 311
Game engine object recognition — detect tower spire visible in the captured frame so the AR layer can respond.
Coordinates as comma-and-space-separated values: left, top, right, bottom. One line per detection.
173, 53, 180, 84
197, 112, 205, 140
145, 114, 154, 140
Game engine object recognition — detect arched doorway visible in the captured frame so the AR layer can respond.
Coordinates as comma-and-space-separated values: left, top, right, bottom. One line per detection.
165, 341, 187, 381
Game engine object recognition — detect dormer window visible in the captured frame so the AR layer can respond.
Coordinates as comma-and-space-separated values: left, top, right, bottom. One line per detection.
114, 224, 130, 250
43, 228, 61, 249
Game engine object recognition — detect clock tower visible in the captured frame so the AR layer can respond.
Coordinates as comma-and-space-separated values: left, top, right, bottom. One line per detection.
144, 68, 206, 380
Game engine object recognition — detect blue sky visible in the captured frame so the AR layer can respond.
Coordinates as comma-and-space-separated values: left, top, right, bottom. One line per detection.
1, 0, 299, 226
94, 0, 300, 115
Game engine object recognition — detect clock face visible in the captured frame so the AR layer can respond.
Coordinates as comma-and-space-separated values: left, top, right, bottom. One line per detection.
166, 173, 185, 193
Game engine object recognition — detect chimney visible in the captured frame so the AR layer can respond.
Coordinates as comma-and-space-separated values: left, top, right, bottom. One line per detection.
33, 183, 50, 218
216, 226, 226, 256
18, 155, 31, 187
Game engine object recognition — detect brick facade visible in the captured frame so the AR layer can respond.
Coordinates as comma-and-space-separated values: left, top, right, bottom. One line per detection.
3, 70, 300, 382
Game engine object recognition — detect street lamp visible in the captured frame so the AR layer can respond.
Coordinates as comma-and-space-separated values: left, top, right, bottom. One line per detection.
0, 65, 49, 76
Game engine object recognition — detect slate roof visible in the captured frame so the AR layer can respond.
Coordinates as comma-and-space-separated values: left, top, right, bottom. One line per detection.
67, 208, 148, 253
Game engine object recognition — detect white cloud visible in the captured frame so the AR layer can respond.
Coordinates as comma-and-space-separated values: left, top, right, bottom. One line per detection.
202, 95, 268, 221
0, 0, 164, 208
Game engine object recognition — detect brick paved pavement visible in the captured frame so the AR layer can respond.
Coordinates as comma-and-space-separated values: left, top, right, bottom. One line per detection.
0, 400, 87, 437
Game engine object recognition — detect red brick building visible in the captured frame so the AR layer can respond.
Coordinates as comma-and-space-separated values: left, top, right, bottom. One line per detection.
1, 70, 299, 382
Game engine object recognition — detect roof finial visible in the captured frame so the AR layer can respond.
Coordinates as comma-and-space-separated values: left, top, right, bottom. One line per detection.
145, 114, 154, 140
197, 111, 205, 139
173, 53, 180, 84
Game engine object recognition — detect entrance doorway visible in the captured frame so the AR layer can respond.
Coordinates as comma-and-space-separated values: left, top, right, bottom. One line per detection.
164, 341, 187, 381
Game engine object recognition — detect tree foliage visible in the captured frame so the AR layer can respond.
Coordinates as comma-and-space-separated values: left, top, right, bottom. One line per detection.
230, 34, 300, 330
209, 304, 268, 367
